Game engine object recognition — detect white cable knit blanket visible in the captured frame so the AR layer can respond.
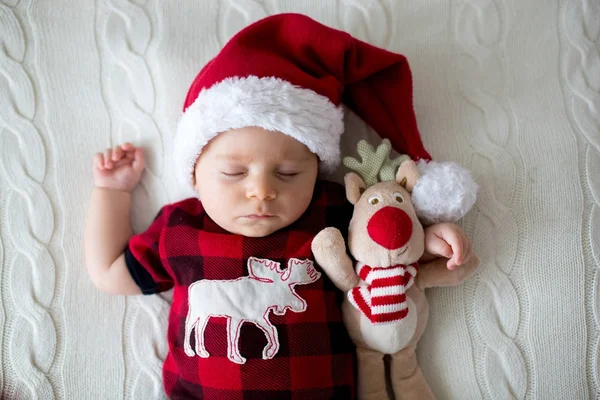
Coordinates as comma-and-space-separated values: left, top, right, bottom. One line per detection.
0, 1, 597, 399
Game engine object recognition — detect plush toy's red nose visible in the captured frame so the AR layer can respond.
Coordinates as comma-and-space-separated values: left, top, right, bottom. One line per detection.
367, 207, 413, 250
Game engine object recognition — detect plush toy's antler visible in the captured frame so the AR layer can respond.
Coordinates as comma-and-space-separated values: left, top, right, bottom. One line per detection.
343, 139, 409, 186
379, 143, 410, 182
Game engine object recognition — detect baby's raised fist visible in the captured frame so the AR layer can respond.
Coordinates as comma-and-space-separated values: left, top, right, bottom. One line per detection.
93, 143, 145, 192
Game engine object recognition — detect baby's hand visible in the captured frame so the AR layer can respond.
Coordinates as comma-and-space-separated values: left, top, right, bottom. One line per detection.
422, 222, 474, 270
93, 143, 145, 192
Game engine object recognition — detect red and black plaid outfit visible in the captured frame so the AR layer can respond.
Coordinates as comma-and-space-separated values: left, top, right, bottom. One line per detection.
124, 180, 356, 399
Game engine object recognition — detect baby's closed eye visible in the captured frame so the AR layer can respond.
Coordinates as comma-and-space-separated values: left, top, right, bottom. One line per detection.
277, 171, 300, 178
221, 171, 246, 177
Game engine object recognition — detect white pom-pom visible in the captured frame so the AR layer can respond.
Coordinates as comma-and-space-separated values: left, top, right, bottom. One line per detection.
411, 160, 478, 225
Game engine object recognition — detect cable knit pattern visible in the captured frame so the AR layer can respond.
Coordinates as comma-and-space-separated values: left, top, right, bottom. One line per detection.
0, 1, 596, 398
124, 293, 170, 400
559, 0, 600, 397
0, 0, 61, 398
95, 0, 169, 398
0, 230, 4, 395
96, 0, 167, 231
340, 0, 390, 48
217, 0, 268, 48
452, 1, 527, 398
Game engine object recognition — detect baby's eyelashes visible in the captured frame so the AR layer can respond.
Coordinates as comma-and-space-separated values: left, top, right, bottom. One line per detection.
276, 171, 300, 179
219, 170, 301, 179
221, 171, 246, 177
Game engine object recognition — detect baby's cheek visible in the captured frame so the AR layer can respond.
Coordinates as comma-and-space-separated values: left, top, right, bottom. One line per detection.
200, 181, 233, 207
289, 185, 314, 213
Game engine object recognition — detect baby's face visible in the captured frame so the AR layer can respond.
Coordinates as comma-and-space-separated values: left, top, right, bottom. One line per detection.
194, 127, 319, 237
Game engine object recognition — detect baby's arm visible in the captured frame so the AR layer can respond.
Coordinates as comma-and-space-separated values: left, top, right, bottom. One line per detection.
84, 143, 145, 295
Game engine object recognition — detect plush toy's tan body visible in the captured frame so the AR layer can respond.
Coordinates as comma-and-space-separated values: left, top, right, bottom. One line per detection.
312, 159, 479, 400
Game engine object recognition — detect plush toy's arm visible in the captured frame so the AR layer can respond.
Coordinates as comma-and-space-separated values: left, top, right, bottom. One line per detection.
416, 255, 480, 290
311, 227, 359, 292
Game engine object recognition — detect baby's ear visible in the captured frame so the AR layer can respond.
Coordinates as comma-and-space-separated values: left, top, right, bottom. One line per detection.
344, 172, 366, 205
192, 171, 198, 191
192, 158, 202, 192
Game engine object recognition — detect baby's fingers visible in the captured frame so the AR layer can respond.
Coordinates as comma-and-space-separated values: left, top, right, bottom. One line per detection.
426, 235, 453, 259
131, 148, 145, 173
112, 145, 124, 161
453, 234, 466, 265
103, 148, 114, 168
121, 142, 134, 152
462, 236, 473, 264
93, 153, 105, 170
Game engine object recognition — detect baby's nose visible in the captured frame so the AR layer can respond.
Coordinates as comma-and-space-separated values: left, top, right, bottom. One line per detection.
246, 175, 277, 200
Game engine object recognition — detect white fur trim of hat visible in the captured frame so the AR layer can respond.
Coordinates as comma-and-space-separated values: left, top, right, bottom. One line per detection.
174, 76, 344, 196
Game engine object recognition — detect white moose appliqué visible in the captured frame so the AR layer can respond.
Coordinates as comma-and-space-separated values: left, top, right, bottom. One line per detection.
183, 257, 321, 364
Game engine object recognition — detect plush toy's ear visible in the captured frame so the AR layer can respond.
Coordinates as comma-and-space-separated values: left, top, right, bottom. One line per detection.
344, 172, 366, 205
395, 160, 420, 192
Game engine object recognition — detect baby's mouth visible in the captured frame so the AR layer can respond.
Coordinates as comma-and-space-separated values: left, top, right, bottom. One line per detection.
243, 214, 274, 219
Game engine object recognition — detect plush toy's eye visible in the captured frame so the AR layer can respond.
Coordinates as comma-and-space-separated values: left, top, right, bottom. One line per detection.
393, 192, 404, 203
368, 195, 381, 205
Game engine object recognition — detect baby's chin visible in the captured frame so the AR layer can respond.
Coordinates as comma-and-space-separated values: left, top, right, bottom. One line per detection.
237, 227, 279, 238
224, 217, 289, 237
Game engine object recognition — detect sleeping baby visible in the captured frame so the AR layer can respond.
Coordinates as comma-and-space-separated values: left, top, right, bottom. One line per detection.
84, 13, 477, 400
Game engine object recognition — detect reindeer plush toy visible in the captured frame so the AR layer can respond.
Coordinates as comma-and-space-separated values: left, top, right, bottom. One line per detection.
312, 139, 479, 400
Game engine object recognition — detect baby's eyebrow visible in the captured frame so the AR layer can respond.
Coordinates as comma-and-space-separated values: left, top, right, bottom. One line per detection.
284, 155, 314, 163
215, 153, 315, 163
282, 151, 318, 162
215, 154, 251, 162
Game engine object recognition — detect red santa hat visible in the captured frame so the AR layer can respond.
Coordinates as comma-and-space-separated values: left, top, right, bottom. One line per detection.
175, 13, 477, 223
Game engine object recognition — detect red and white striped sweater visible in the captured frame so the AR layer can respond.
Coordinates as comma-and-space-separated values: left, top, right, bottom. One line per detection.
348, 263, 418, 324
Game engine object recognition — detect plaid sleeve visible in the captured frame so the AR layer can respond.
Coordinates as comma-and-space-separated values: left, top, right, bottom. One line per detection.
124, 206, 174, 295
323, 181, 354, 238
